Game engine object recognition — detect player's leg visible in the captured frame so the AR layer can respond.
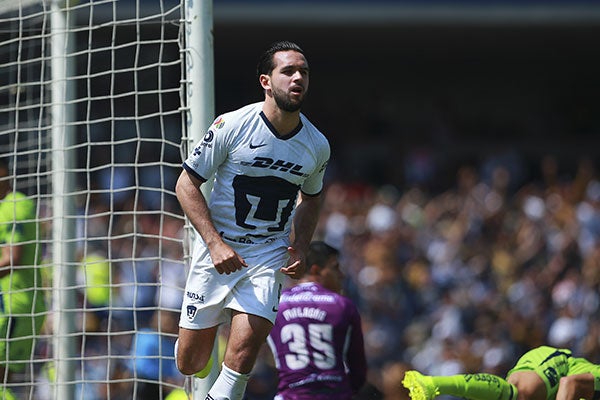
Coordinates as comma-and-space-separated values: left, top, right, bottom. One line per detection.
206, 310, 273, 400
403, 370, 517, 400
175, 326, 218, 375
506, 371, 547, 400
177, 247, 231, 376
505, 346, 572, 400
554, 373, 595, 400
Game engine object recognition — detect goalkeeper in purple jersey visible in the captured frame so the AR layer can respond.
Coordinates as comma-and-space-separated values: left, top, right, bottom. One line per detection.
267, 241, 367, 399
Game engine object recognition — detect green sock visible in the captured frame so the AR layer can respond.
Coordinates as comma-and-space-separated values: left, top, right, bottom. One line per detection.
431, 373, 517, 400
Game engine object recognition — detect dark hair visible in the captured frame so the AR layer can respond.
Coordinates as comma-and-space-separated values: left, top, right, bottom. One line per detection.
256, 40, 305, 78
306, 241, 339, 269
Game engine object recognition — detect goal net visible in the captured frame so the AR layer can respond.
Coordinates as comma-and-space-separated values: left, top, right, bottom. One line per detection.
0, 1, 191, 398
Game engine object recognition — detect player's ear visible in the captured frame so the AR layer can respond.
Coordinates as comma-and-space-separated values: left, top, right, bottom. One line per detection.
259, 74, 271, 91
309, 264, 321, 276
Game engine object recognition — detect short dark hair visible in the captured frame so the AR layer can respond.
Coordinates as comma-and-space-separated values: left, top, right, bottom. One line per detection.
306, 241, 339, 269
256, 40, 305, 78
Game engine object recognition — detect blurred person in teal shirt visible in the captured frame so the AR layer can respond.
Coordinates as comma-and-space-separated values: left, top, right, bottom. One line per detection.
130, 310, 183, 400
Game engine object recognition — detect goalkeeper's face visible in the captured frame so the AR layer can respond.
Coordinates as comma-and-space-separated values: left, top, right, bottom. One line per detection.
266, 50, 309, 113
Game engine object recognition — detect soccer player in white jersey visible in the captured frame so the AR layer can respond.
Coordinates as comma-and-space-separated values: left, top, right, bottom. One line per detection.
175, 41, 330, 399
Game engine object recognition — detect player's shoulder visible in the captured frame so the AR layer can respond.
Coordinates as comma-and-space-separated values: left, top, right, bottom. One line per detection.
284, 282, 349, 303
299, 114, 330, 156
0, 192, 35, 218
299, 113, 328, 141
215, 102, 262, 129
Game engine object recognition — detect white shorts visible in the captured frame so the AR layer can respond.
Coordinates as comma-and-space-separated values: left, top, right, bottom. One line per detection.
179, 239, 289, 330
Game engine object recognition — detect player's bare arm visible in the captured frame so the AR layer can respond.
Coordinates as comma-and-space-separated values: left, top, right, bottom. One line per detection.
555, 373, 595, 400
0, 243, 22, 278
281, 192, 322, 279
175, 170, 247, 274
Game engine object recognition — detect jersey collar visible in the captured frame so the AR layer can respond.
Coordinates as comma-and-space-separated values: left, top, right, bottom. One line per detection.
259, 111, 303, 140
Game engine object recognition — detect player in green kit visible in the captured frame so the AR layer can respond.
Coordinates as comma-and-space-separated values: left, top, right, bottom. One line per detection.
0, 157, 46, 399
403, 346, 600, 400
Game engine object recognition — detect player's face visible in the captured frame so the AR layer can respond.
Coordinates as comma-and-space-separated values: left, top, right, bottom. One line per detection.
320, 255, 344, 294
0, 166, 9, 200
268, 50, 309, 112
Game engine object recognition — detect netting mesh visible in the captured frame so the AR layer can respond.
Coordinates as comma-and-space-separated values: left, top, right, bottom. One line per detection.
0, 1, 187, 398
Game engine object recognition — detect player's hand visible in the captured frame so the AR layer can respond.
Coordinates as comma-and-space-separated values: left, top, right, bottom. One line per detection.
209, 241, 247, 275
280, 246, 306, 279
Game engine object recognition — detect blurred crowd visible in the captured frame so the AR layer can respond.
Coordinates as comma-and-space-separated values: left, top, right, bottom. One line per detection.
309, 153, 600, 399
27, 152, 600, 400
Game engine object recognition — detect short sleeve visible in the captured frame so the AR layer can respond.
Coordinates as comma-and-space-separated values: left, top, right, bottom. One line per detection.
183, 116, 230, 181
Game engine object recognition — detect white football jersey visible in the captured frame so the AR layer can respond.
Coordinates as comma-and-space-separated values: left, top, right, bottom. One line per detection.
183, 102, 330, 245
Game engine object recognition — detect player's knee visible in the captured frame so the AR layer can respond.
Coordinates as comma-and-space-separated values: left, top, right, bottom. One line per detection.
175, 341, 212, 376
177, 353, 211, 376
223, 341, 262, 374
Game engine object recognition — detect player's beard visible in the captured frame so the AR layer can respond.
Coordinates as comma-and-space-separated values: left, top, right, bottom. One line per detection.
272, 86, 304, 112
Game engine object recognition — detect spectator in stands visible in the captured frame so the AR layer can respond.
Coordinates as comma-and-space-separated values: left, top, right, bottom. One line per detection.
129, 310, 183, 400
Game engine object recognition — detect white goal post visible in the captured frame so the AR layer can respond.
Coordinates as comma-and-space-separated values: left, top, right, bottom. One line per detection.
0, 0, 214, 399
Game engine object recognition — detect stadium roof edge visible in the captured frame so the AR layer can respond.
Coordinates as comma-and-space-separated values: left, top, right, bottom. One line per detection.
4, 1, 600, 26
214, 4, 600, 26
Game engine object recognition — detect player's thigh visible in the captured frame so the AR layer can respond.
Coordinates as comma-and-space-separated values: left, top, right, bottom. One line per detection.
507, 371, 547, 400
224, 311, 273, 374
176, 326, 218, 372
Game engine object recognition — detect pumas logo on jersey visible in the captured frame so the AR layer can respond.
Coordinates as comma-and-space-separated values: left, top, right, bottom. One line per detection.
212, 117, 225, 129
186, 305, 198, 320
241, 157, 308, 177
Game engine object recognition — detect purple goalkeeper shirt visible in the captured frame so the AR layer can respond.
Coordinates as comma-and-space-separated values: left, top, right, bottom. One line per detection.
267, 282, 367, 399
